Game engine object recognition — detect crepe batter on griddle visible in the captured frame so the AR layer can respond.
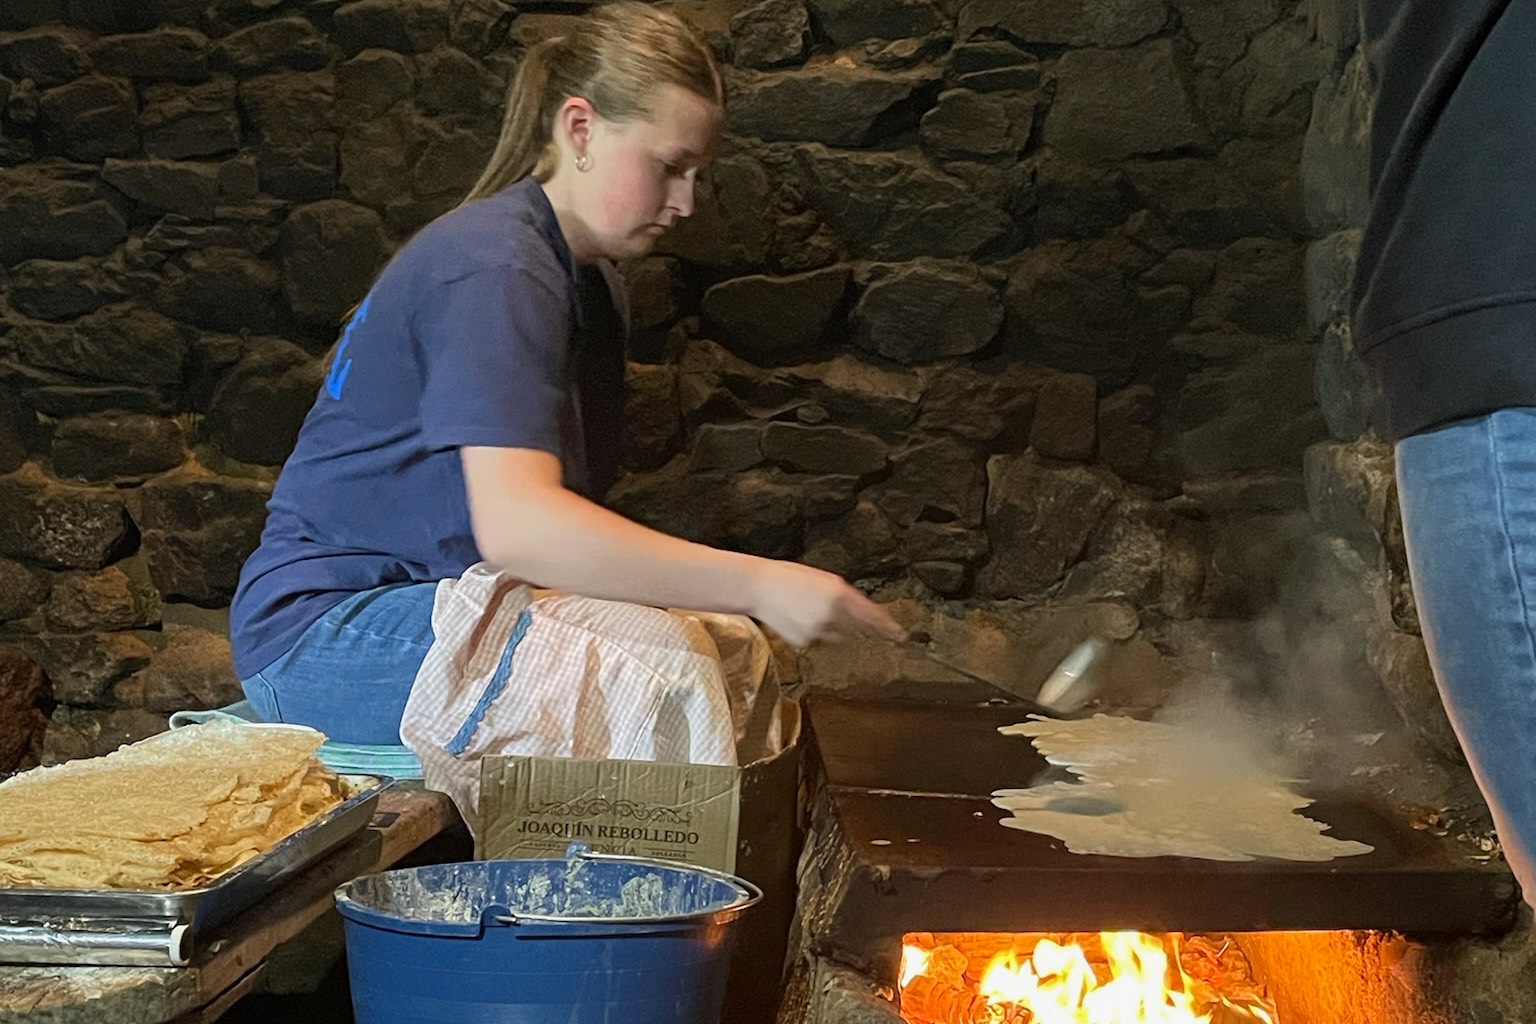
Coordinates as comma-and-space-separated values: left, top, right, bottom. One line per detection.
992, 715, 1374, 861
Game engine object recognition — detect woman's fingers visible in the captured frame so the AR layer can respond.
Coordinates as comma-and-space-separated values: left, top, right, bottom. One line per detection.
838, 590, 907, 642
750, 559, 905, 647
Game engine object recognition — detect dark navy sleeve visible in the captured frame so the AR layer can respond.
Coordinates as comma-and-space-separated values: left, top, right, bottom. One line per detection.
417, 266, 573, 455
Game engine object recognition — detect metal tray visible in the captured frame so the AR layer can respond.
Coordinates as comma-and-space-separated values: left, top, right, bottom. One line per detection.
0, 773, 392, 966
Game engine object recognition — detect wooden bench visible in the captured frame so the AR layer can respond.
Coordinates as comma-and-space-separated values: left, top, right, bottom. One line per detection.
0, 786, 462, 1024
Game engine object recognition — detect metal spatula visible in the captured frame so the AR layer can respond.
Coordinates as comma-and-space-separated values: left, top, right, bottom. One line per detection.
1034, 635, 1109, 713
906, 632, 1109, 715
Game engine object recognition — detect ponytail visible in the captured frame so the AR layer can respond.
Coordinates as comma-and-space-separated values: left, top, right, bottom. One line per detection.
463, 39, 561, 202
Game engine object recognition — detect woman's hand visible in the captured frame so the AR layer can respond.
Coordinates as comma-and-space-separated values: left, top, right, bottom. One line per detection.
747, 559, 906, 648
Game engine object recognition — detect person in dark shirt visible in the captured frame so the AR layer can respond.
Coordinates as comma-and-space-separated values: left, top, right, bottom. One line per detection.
1353, 0, 1536, 903
230, 2, 902, 745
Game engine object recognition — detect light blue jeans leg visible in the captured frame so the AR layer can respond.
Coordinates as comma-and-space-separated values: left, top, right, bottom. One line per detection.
240, 581, 438, 745
1397, 408, 1536, 904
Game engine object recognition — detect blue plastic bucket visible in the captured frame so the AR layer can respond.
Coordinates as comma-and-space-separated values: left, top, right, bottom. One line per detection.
334, 844, 762, 1024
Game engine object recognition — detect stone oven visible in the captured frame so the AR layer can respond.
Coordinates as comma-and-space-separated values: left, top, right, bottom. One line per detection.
3, 0, 1535, 1020
781, 693, 1517, 1024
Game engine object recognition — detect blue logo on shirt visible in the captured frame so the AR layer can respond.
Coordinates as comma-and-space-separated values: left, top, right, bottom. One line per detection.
326, 294, 372, 400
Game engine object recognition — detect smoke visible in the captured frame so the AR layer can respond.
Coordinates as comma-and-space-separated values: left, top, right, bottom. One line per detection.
1150, 515, 1404, 787
1263, 536, 1399, 726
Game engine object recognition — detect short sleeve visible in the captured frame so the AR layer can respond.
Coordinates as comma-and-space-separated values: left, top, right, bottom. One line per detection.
417, 266, 573, 454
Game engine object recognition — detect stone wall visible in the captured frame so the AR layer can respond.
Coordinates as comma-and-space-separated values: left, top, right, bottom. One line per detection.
0, 0, 1343, 768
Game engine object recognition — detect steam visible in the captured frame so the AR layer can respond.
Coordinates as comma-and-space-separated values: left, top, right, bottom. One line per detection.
1149, 518, 1403, 790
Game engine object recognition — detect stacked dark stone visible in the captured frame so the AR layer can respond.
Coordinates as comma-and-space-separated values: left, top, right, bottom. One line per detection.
0, 0, 1362, 767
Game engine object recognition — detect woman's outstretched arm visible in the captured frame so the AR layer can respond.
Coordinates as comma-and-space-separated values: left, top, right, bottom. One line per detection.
462, 446, 905, 647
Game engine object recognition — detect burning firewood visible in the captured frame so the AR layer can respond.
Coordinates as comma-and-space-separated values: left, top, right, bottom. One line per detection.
899, 930, 1277, 1024
901, 972, 1023, 1024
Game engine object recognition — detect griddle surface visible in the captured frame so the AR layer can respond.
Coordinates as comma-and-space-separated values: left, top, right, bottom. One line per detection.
808, 695, 1518, 936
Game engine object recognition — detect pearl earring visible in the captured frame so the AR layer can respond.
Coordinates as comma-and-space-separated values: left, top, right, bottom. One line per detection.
575, 153, 591, 172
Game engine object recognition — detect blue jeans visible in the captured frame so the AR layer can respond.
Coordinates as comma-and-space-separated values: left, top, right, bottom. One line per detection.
1397, 408, 1536, 903
241, 582, 438, 745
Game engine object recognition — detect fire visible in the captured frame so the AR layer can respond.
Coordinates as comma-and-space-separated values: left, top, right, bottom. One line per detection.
899, 931, 1278, 1024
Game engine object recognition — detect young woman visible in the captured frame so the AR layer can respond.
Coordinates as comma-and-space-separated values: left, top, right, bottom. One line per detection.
230, 2, 902, 745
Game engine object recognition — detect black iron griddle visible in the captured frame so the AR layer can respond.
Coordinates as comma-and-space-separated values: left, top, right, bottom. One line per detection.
801, 692, 1519, 976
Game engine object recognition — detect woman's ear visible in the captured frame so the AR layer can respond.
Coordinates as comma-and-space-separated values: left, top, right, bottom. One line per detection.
553, 96, 597, 161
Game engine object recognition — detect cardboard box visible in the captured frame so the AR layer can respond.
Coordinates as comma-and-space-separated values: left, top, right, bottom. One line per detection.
477, 698, 799, 872
476, 698, 803, 1024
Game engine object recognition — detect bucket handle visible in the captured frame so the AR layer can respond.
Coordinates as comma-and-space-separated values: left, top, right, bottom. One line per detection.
482, 844, 762, 927
488, 902, 757, 927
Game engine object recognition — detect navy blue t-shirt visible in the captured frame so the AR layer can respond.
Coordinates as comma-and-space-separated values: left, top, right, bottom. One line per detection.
230, 178, 626, 678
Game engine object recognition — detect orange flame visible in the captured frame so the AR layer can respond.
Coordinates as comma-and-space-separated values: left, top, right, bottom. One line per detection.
901, 943, 933, 989
900, 932, 1277, 1024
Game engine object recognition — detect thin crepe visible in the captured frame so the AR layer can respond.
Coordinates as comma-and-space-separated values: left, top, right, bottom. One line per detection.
991, 714, 1374, 862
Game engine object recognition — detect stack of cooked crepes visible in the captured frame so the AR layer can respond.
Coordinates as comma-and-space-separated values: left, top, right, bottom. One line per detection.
0, 720, 346, 890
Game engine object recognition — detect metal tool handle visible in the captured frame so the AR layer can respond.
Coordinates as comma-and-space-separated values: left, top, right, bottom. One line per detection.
0, 920, 191, 966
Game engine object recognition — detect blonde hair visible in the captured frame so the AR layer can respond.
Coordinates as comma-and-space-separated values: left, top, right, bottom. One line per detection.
463, 2, 725, 203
